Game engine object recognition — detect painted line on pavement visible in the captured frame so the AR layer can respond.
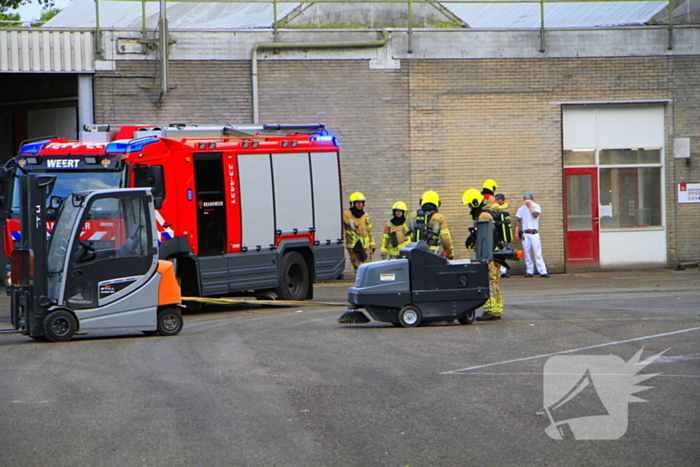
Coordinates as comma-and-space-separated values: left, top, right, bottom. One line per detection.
444, 372, 700, 378
441, 326, 700, 375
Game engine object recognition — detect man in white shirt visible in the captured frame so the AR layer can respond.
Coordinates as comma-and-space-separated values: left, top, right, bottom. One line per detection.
515, 193, 549, 278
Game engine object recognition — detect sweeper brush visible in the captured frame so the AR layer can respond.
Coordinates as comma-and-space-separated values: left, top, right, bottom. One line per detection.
338, 309, 371, 324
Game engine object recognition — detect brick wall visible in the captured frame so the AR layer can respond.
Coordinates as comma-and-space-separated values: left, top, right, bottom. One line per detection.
94, 61, 253, 123
669, 56, 700, 264
92, 54, 700, 272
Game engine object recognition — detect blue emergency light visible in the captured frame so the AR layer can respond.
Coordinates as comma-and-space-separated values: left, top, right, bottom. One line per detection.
105, 137, 159, 154
18, 140, 52, 155
310, 135, 338, 146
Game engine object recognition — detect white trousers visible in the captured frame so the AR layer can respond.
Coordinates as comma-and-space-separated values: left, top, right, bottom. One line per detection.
522, 233, 548, 275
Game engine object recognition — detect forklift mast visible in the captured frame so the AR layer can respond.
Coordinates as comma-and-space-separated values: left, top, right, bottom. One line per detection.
11, 175, 56, 337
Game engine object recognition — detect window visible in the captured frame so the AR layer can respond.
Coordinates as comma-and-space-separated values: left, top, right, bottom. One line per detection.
599, 167, 662, 228
566, 174, 592, 231
563, 150, 595, 167
73, 195, 150, 264
599, 149, 661, 166
134, 164, 165, 208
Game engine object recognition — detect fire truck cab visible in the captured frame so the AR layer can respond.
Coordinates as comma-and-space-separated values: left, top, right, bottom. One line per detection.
0, 123, 345, 300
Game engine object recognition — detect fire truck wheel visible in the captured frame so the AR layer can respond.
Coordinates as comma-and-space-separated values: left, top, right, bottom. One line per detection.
157, 308, 183, 336
458, 308, 476, 325
43, 310, 77, 342
398, 305, 422, 328
275, 251, 309, 301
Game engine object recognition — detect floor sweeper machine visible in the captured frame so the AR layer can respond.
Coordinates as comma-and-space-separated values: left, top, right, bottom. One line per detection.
0, 174, 183, 342
343, 221, 504, 327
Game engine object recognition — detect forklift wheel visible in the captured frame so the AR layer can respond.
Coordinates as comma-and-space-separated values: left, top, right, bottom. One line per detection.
43, 310, 77, 342
157, 308, 183, 336
457, 308, 476, 325
398, 305, 422, 328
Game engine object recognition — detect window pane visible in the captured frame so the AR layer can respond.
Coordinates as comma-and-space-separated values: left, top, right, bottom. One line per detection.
563, 150, 595, 167
566, 174, 592, 231
599, 167, 662, 228
599, 149, 661, 165
119, 196, 148, 258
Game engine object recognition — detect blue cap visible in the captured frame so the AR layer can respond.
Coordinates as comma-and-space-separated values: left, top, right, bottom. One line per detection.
523, 193, 534, 200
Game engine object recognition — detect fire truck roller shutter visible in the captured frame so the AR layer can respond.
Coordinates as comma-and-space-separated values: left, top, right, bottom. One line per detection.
272, 153, 313, 235
310, 152, 345, 282
310, 152, 342, 244
237, 155, 276, 250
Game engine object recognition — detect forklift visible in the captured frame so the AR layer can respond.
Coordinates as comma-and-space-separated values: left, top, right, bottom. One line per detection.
0, 174, 183, 342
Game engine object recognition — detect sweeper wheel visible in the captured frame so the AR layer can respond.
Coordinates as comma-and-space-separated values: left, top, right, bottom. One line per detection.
398, 305, 422, 328
457, 308, 476, 325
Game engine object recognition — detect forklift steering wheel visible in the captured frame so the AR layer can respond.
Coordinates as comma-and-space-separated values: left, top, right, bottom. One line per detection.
79, 240, 95, 252
76, 241, 96, 263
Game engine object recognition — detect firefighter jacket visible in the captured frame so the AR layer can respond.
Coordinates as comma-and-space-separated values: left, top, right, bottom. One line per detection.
410, 210, 454, 260
381, 220, 412, 257
473, 199, 497, 231
494, 202, 509, 213
472, 198, 508, 250
343, 209, 375, 251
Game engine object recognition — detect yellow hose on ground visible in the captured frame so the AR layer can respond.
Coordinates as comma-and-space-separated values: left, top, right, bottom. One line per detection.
182, 297, 345, 307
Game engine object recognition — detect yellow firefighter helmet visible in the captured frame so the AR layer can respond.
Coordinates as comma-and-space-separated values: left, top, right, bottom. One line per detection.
349, 192, 366, 206
482, 179, 498, 193
419, 190, 441, 208
461, 188, 484, 208
392, 201, 408, 213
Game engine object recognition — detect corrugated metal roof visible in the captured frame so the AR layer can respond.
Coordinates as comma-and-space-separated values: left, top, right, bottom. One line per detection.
444, 1, 669, 29
44, 0, 301, 29
44, 0, 672, 30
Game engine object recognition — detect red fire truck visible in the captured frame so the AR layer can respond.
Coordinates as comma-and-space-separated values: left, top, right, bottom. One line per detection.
0, 124, 345, 300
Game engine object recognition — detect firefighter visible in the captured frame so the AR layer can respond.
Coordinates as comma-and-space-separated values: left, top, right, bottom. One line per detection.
343, 192, 376, 270
482, 179, 498, 202
493, 193, 509, 213
381, 201, 412, 260
410, 190, 454, 260
494, 193, 511, 277
462, 188, 503, 321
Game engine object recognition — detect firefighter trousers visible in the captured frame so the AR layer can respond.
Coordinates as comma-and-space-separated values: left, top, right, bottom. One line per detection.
483, 261, 503, 316
348, 248, 372, 270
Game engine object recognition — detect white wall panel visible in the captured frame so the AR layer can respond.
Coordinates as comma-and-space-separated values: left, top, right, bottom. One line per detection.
598, 105, 664, 149
563, 107, 597, 149
600, 230, 666, 266
0, 30, 94, 73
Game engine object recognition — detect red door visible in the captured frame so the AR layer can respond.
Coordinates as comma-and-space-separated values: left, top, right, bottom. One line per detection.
564, 167, 600, 269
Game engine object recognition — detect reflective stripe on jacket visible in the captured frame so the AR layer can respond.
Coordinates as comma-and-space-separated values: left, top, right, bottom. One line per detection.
381, 221, 412, 257
343, 209, 375, 249
409, 210, 454, 259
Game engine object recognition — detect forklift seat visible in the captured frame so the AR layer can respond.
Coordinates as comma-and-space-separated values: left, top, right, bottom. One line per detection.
120, 224, 144, 257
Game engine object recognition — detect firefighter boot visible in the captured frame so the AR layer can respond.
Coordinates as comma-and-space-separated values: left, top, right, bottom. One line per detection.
476, 312, 501, 321
476, 298, 502, 321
